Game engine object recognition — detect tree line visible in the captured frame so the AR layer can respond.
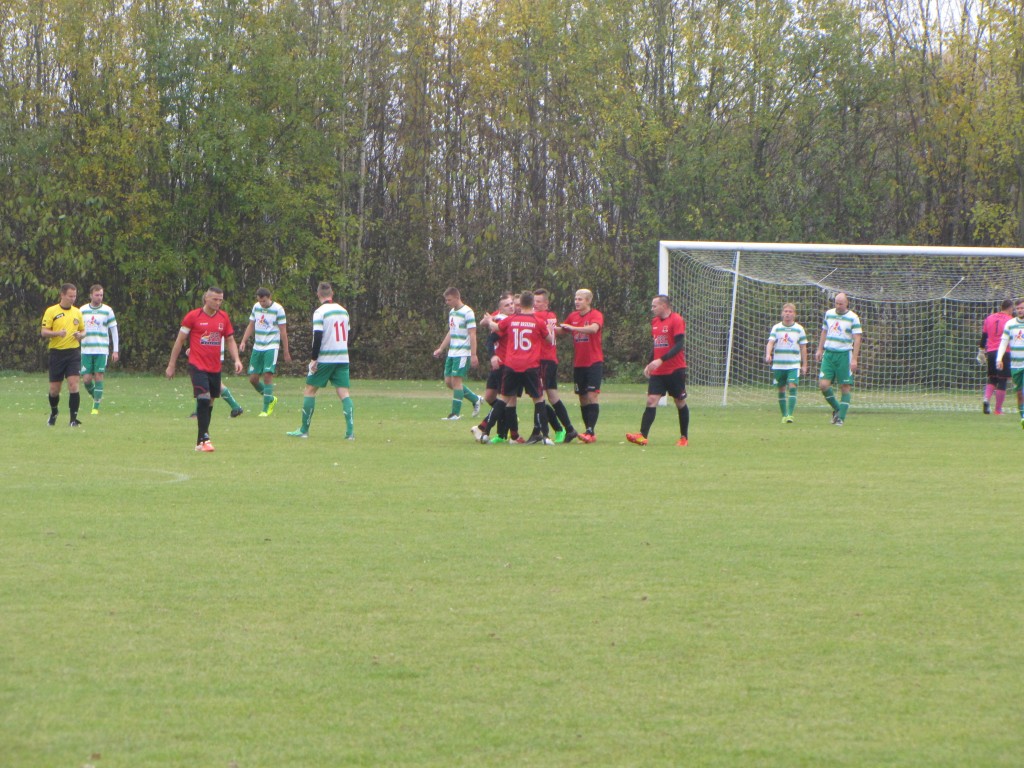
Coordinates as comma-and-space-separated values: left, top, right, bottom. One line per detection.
2, 0, 1022, 377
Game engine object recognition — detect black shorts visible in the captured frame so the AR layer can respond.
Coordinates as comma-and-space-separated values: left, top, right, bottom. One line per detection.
490, 365, 521, 396
573, 363, 603, 396
486, 366, 503, 391
540, 360, 559, 390
988, 350, 1011, 380
48, 348, 82, 383
189, 364, 222, 399
501, 367, 543, 400
648, 368, 687, 400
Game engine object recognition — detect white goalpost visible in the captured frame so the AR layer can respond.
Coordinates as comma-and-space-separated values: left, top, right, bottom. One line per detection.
659, 240, 1024, 410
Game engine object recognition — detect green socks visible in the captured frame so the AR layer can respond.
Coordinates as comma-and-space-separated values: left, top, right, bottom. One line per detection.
839, 391, 851, 420
294, 396, 352, 436
343, 397, 354, 437
300, 396, 316, 432
222, 387, 241, 410
823, 386, 841, 412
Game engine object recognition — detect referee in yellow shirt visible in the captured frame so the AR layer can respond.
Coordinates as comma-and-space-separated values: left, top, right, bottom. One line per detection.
40, 283, 86, 426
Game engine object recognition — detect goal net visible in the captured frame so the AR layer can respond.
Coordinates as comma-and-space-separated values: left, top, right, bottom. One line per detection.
660, 241, 1024, 411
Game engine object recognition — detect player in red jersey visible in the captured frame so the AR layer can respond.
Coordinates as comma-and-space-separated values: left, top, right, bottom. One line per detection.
472, 291, 554, 445
166, 287, 243, 452
473, 292, 522, 443
533, 289, 579, 444
626, 294, 690, 447
479, 292, 514, 408
560, 288, 604, 442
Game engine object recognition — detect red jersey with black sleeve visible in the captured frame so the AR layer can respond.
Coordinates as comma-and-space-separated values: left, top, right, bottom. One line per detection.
487, 312, 508, 357
534, 309, 559, 363
651, 312, 686, 373
564, 308, 604, 367
497, 313, 548, 372
181, 308, 234, 373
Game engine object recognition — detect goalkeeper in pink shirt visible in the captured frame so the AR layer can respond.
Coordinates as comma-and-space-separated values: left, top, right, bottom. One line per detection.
980, 299, 1013, 415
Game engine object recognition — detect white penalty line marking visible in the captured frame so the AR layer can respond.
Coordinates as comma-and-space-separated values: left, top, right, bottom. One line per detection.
4, 467, 191, 488
121, 467, 192, 484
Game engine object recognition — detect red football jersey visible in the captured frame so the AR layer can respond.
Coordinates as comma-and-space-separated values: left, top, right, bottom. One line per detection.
490, 312, 510, 360
497, 313, 548, 372
564, 308, 604, 367
534, 309, 559, 362
651, 312, 686, 373
181, 308, 234, 373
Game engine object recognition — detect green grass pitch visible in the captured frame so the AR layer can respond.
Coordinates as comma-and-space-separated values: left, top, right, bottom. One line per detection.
1, 373, 1022, 767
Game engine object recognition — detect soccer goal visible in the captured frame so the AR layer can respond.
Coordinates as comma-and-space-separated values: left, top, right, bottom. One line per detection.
660, 240, 1024, 410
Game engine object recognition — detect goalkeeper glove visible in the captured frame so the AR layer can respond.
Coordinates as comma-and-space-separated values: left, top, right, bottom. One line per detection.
977, 349, 987, 366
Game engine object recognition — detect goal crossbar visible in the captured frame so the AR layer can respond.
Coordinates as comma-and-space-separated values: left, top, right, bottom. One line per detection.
659, 240, 1024, 265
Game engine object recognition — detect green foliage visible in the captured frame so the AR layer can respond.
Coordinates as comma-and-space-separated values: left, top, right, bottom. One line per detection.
2, 1, 1023, 375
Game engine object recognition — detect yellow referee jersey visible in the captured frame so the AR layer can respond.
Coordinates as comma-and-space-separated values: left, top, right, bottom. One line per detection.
41, 303, 85, 350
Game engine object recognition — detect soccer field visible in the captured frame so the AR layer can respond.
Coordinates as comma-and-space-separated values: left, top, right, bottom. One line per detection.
1, 374, 1021, 767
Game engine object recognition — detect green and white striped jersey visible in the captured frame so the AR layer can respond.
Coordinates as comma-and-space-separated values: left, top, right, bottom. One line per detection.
313, 302, 350, 364
249, 301, 287, 351
80, 303, 118, 355
821, 309, 862, 352
768, 322, 807, 370
447, 304, 476, 358
999, 317, 1024, 371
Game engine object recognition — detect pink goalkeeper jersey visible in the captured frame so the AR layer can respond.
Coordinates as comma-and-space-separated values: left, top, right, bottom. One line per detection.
984, 312, 1011, 352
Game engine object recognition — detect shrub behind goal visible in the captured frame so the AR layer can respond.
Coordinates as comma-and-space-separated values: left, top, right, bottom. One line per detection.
660, 241, 1024, 410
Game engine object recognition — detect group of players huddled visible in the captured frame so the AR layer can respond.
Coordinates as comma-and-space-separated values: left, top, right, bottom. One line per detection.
432, 286, 690, 447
